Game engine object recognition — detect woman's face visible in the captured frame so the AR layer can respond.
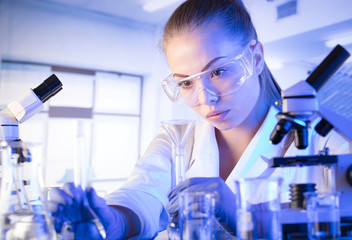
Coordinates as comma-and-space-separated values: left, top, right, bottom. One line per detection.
165, 23, 263, 131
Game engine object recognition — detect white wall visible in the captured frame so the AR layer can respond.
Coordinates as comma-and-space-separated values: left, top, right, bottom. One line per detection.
0, 0, 180, 155
246, 0, 352, 43
245, 0, 352, 90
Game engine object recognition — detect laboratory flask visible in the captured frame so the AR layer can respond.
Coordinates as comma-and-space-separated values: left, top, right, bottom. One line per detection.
0, 141, 55, 240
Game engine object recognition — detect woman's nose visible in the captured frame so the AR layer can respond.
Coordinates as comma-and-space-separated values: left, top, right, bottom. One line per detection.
198, 88, 219, 105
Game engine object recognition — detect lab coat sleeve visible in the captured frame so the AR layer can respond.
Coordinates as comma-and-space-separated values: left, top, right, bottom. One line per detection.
105, 127, 173, 239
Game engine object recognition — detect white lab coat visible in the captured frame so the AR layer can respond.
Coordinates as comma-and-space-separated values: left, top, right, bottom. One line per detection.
105, 107, 349, 239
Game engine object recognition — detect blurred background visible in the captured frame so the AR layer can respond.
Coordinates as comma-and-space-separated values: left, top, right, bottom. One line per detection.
1, 0, 351, 196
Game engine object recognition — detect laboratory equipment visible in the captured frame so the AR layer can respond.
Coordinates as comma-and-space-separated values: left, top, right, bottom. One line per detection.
0, 74, 63, 239
235, 177, 282, 240
0, 74, 62, 142
72, 119, 105, 239
178, 191, 215, 240
161, 119, 195, 186
162, 119, 195, 240
270, 44, 351, 149
305, 192, 341, 239
289, 183, 316, 209
268, 45, 352, 238
0, 141, 55, 239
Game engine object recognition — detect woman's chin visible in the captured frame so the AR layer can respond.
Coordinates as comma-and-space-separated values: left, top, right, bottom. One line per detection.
211, 119, 243, 131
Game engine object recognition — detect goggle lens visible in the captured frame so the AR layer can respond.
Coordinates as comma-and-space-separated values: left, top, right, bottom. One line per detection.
162, 40, 255, 106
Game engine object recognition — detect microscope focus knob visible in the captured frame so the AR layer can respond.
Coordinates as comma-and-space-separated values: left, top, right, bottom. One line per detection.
346, 165, 352, 186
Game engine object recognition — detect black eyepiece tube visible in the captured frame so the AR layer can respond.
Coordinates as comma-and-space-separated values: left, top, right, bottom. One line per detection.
294, 128, 308, 149
33, 74, 63, 103
306, 45, 350, 91
270, 119, 293, 144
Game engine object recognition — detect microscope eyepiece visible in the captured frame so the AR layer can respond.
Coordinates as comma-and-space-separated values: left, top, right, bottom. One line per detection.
306, 45, 350, 91
33, 74, 63, 103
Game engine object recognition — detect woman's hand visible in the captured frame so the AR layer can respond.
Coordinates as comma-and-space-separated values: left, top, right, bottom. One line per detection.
167, 177, 237, 235
47, 182, 126, 240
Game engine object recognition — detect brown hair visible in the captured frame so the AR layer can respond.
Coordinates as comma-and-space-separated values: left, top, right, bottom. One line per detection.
162, 0, 282, 110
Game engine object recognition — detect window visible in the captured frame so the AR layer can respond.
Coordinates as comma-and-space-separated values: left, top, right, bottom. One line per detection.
0, 60, 143, 195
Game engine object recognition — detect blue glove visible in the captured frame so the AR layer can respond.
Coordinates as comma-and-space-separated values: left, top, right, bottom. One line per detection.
167, 177, 237, 235
47, 182, 126, 240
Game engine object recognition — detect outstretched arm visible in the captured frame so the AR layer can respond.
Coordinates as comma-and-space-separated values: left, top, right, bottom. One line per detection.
48, 183, 141, 239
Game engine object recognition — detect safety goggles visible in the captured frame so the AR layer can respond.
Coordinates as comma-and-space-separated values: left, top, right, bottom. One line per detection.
162, 40, 256, 106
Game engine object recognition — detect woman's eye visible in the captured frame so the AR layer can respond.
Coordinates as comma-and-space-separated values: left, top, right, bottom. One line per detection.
178, 80, 192, 88
210, 68, 226, 78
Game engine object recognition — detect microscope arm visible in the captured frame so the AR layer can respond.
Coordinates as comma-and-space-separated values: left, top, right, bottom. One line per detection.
318, 103, 352, 142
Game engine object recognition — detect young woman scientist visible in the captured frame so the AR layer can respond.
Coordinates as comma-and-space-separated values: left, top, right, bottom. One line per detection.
48, 0, 349, 239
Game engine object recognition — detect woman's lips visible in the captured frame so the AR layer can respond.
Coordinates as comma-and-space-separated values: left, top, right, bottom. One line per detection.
206, 110, 229, 122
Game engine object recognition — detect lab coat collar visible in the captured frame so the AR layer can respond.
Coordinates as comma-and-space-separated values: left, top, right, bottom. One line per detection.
225, 107, 284, 189
185, 118, 220, 178
185, 107, 287, 190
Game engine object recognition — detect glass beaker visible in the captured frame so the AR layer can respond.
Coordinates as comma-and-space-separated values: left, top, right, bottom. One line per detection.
305, 192, 340, 240
235, 177, 283, 240
0, 140, 55, 240
179, 191, 215, 240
